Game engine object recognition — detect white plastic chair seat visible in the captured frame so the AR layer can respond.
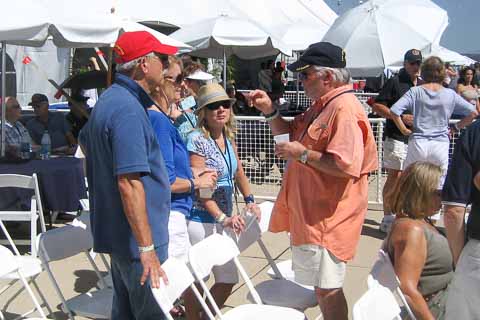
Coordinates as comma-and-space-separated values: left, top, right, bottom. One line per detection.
61, 288, 112, 319
2, 256, 42, 279
222, 304, 305, 319
251, 279, 317, 310
266, 259, 313, 290
96, 274, 113, 289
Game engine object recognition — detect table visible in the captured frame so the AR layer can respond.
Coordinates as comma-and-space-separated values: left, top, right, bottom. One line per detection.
0, 157, 87, 212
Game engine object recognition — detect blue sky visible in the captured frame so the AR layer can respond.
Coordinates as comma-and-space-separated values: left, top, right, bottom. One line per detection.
324, 0, 479, 53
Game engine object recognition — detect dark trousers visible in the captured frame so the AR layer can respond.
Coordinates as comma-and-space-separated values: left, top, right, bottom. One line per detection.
110, 245, 168, 320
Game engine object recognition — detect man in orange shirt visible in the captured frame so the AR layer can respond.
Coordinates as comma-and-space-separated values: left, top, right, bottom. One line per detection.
250, 42, 378, 320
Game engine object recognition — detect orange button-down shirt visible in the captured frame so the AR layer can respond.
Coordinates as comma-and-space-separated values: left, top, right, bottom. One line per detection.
269, 85, 378, 261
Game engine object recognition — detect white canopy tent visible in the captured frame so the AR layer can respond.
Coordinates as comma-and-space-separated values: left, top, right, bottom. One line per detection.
427, 45, 476, 66
322, 0, 449, 77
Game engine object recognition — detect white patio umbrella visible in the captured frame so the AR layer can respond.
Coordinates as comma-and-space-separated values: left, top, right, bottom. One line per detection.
322, 0, 449, 77
231, 0, 338, 51
427, 45, 476, 66
171, 14, 292, 87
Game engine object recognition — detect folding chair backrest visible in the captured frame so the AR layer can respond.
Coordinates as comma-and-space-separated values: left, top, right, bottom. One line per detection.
257, 201, 274, 233
368, 249, 400, 290
0, 245, 20, 277
152, 258, 195, 313
0, 174, 36, 189
353, 285, 401, 320
223, 215, 262, 253
188, 233, 240, 279
38, 213, 93, 262
369, 249, 417, 320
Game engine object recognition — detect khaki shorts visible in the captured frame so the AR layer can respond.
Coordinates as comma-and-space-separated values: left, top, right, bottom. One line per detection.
292, 244, 346, 289
383, 137, 408, 171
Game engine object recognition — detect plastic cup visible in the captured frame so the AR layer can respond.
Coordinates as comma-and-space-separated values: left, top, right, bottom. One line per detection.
199, 187, 214, 199
273, 133, 289, 144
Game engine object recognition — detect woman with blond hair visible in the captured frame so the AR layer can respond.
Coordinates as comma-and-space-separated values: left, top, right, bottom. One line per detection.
184, 83, 260, 320
386, 162, 453, 319
390, 56, 478, 190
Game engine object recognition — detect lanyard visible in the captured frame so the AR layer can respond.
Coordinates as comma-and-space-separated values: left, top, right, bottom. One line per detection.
298, 90, 354, 142
212, 130, 233, 186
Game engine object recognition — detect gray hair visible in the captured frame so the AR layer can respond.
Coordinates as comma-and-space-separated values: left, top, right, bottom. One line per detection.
116, 52, 156, 74
312, 66, 351, 84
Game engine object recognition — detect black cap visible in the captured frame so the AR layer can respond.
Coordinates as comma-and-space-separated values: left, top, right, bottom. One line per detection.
287, 42, 346, 72
28, 93, 49, 106
404, 49, 422, 63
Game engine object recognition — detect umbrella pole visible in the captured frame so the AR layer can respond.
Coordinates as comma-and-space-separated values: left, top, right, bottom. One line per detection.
1, 41, 6, 157
107, 46, 113, 87
223, 47, 227, 89
295, 51, 300, 109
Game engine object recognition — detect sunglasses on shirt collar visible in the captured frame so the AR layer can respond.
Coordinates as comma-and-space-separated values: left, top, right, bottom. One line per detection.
206, 100, 232, 111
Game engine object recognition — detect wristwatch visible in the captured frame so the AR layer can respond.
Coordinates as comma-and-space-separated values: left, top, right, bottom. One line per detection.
299, 149, 309, 164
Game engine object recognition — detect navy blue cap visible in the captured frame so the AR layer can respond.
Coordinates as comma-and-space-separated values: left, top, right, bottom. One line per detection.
288, 42, 346, 72
404, 49, 422, 63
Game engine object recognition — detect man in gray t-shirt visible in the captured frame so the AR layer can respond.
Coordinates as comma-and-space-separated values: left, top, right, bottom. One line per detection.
26, 93, 75, 151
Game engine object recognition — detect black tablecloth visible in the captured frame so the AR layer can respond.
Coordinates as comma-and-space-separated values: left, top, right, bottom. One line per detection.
0, 157, 87, 212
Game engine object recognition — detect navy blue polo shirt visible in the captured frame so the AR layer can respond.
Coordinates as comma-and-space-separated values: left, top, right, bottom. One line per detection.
443, 120, 480, 241
79, 73, 171, 259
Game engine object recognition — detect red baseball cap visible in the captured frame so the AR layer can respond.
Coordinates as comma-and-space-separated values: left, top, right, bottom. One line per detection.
114, 31, 178, 64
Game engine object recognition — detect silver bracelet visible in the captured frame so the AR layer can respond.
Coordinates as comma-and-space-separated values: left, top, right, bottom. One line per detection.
138, 244, 155, 253
215, 213, 226, 224
264, 109, 280, 122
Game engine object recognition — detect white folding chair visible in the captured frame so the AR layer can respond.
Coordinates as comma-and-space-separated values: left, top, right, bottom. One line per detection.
366, 249, 417, 320
188, 233, 305, 319
0, 174, 46, 256
151, 258, 215, 320
37, 213, 111, 319
353, 284, 401, 320
0, 219, 51, 318
0, 245, 47, 320
227, 202, 317, 311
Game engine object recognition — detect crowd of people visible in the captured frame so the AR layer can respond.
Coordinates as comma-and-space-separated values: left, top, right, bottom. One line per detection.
2, 29, 479, 320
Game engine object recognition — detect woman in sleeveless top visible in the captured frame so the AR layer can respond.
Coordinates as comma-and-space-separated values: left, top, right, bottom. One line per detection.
456, 66, 479, 111
385, 162, 453, 319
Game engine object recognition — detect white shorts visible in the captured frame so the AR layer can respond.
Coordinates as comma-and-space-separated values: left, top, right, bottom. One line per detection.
168, 211, 190, 262
446, 239, 480, 320
292, 244, 346, 289
383, 137, 408, 171
404, 138, 449, 188
187, 220, 239, 284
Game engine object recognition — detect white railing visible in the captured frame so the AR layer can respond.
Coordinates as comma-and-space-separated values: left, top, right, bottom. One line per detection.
235, 116, 463, 206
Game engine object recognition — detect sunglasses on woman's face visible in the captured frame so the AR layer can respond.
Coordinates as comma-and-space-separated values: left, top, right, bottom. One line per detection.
165, 74, 183, 85
206, 100, 231, 111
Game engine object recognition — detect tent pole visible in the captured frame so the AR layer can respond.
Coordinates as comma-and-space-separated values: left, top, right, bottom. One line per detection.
295, 51, 300, 109
223, 47, 227, 89
1, 41, 6, 157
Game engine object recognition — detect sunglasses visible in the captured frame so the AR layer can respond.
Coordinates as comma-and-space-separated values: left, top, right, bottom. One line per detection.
206, 100, 232, 111
152, 53, 169, 68
165, 74, 183, 85
408, 61, 421, 66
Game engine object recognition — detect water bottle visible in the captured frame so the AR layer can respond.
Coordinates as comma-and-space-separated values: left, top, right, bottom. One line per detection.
40, 130, 51, 160
20, 135, 32, 160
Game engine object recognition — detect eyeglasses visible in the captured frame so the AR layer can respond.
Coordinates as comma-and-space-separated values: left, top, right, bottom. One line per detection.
165, 74, 183, 85
298, 70, 317, 81
151, 53, 169, 69
206, 100, 232, 111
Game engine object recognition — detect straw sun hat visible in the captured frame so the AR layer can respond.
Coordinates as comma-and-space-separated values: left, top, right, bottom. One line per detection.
195, 83, 236, 113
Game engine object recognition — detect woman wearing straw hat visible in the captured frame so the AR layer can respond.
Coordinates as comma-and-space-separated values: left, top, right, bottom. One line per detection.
184, 83, 261, 319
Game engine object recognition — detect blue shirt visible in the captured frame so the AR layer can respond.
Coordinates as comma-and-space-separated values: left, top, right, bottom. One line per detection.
79, 73, 171, 259
26, 112, 72, 149
186, 129, 238, 223
148, 109, 193, 215
391, 87, 475, 141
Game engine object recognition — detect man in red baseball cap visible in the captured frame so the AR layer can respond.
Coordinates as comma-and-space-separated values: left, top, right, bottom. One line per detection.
79, 31, 177, 319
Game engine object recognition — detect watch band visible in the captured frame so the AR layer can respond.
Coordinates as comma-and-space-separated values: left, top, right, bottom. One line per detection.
215, 213, 226, 224
299, 149, 309, 164
138, 244, 155, 253
244, 194, 255, 204
264, 109, 280, 122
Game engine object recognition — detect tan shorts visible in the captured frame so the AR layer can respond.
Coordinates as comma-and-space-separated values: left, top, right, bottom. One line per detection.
292, 244, 346, 289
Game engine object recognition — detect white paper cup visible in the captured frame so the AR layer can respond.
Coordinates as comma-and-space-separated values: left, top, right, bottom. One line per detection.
199, 187, 214, 199
273, 133, 290, 144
